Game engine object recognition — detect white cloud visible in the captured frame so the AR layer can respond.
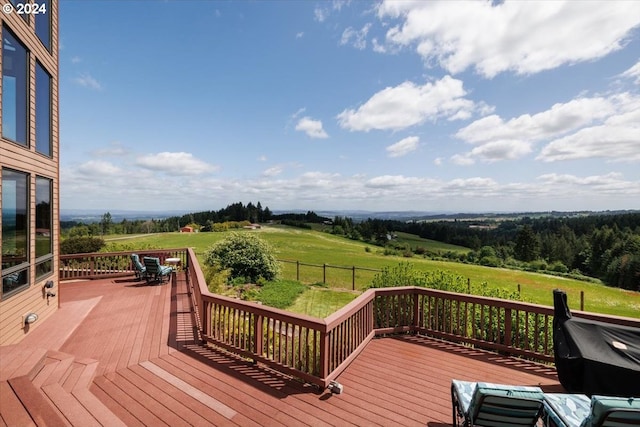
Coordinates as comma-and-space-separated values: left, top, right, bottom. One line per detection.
296, 32, 304, 39
366, 175, 423, 188
61, 164, 640, 212
456, 97, 613, 144
450, 154, 475, 166
620, 59, 640, 84
455, 94, 640, 163
386, 136, 419, 158
71, 56, 81, 64
77, 160, 122, 176
314, 6, 329, 22
74, 73, 102, 90
337, 76, 486, 132
340, 23, 372, 50
135, 152, 218, 175
262, 166, 283, 177
433, 157, 442, 166
376, 0, 640, 78
258, 155, 268, 162
537, 94, 640, 162
295, 117, 329, 138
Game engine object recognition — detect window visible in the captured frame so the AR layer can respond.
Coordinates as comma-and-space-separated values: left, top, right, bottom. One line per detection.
2, 27, 29, 145
35, 62, 52, 156
35, 177, 52, 278
9, 1, 29, 24
35, 0, 51, 51
1, 169, 29, 298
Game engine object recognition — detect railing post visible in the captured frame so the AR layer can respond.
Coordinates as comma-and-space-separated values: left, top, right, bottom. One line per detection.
413, 291, 420, 331
254, 314, 264, 357
580, 291, 584, 311
296, 261, 300, 281
352, 266, 356, 291
323, 264, 326, 284
504, 308, 512, 348
320, 330, 329, 384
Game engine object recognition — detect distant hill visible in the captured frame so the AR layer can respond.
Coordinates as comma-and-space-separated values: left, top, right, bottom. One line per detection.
60, 208, 640, 224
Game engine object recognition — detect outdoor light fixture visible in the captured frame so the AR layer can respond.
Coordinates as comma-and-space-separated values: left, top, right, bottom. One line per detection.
44, 280, 54, 289
24, 312, 38, 325
328, 380, 343, 394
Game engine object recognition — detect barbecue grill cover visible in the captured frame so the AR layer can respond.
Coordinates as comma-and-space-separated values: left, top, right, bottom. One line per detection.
553, 290, 640, 397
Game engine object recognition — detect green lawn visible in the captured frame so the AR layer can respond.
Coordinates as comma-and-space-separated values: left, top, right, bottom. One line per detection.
101, 226, 640, 318
286, 287, 358, 319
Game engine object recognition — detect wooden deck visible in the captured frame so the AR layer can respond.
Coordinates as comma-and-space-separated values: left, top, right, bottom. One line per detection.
0, 273, 563, 426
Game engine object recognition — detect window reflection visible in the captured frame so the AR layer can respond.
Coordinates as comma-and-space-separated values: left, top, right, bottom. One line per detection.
2, 27, 29, 145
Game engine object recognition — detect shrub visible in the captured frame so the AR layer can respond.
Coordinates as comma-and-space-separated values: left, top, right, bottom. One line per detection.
60, 236, 105, 254
549, 260, 569, 273
203, 232, 280, 282
203, 265, 230, 293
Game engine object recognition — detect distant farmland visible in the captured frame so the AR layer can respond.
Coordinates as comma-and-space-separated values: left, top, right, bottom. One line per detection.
104, 225, 640, 318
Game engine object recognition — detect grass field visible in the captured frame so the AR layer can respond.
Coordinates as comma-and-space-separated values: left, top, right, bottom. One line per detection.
102, 226, 640, 318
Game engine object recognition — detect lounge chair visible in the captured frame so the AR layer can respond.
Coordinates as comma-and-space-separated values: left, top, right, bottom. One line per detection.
451, 380, 545, 426
130, 253, 146, 280
142, 257, 172, 284
543, 393, 640, 427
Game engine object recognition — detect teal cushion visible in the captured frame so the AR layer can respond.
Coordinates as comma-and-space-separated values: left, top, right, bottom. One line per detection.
580, 395, 640, 427
452, 380, 544, 425
544, 393, 591, 427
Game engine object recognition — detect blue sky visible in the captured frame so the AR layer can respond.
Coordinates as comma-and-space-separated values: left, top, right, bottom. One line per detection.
59, 0, 640, 213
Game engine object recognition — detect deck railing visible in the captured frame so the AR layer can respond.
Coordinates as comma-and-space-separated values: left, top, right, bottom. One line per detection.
59, 249, 188, 280
61, 248, 640, 389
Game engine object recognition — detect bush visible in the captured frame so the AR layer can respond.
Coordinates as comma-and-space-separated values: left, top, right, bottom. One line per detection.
549, 260, 569, 273
203, 265, 230, 293
203, 232, 280, 282
60, 236, 105, 254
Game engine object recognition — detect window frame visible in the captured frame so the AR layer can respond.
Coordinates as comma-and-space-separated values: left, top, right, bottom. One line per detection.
35, 61, 52, 157
1, 168, 31, 300
2, 25, 30, 147
35, 176, 53, 279
35, 0, 51, 52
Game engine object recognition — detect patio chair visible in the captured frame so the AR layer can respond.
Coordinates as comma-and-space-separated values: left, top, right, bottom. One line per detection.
130, 253, 146, 280
543, 393, 640, 427
142, 256, 172, 284
451, 380, 545, 427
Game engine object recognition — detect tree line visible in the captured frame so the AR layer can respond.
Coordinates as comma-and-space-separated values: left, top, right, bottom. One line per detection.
325, 213, 639, 291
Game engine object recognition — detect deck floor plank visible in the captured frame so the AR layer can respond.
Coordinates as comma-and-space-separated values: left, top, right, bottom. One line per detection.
0, 380, 36, 427
1, 272, 566, 426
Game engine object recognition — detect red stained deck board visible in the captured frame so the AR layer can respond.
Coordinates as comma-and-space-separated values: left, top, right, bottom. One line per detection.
1, 273, 564, 426
0, 381, 36, 427
41, 382, 101, 427
7, 376, 68, 427
126, 364, 214, 427
91, 375, 167, 427
166, 349, 339, 427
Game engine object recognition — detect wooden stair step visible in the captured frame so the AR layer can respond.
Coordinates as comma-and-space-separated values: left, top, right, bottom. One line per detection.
7, 375, 68, 427
73, 388, 127, 427
31, 352, 75, 388
1, 348, 48, 382
0, 380, 36, 427
38, 353, 76, 388
41, 382, 101, 427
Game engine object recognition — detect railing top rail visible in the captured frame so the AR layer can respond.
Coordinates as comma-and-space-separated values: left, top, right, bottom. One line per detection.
60, 248, 187, 259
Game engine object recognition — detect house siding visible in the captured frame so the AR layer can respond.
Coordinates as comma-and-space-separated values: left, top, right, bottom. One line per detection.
0, 0, 60, 345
